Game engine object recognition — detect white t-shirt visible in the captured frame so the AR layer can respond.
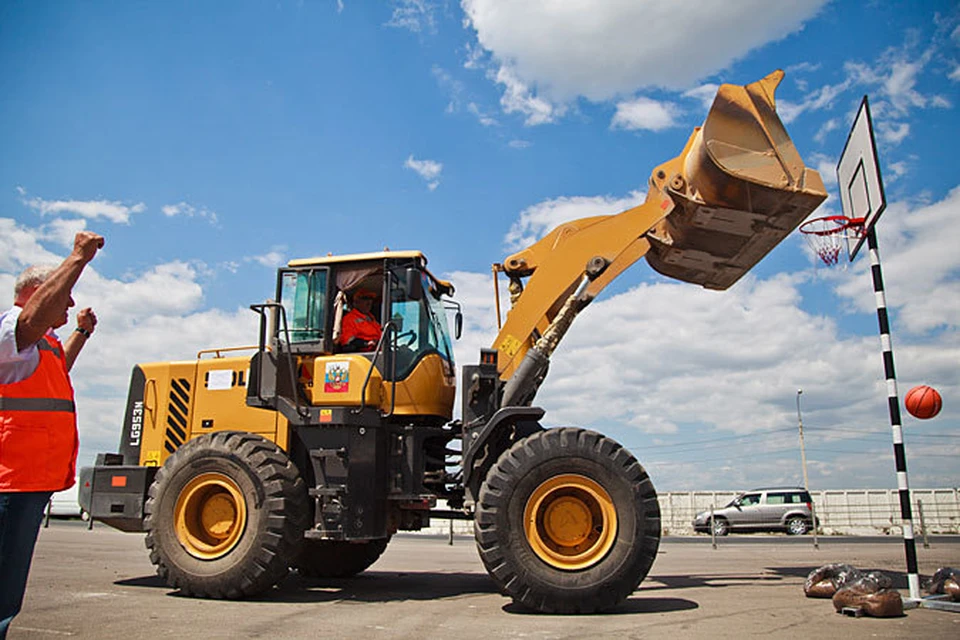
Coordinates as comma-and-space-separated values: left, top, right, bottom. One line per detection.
0, 305, 44, 384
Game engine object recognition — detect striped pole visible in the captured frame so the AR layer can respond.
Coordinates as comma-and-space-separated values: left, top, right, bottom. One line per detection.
867, 227, 920, 600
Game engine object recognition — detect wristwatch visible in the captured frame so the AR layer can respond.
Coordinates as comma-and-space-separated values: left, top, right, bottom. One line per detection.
75, 327, 92, 339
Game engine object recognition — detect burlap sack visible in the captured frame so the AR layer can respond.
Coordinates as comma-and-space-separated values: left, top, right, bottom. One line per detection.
832, 572, 902, 617
804, 564, 862, 598
926, 567, 960, 602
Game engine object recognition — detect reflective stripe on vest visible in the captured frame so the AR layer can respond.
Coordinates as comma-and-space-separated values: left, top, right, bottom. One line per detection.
37, 339, 64, 359
0, 397, 76, 412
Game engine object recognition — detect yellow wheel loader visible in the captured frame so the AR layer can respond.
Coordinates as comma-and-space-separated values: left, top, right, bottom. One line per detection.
79, 71, 826, 613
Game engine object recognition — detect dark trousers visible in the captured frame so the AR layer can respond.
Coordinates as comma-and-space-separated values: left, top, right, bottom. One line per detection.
0, 491, 52, 640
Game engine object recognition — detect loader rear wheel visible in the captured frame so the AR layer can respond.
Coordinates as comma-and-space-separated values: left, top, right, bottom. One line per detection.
144, 431, 309, 599
475, 428, 660, 614
294, 538, 390, 578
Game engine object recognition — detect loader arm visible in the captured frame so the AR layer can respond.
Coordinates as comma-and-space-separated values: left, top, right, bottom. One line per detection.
493, 70, 827, 404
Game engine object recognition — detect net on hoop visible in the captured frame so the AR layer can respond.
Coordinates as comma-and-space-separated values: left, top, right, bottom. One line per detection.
799, 216, 864, 266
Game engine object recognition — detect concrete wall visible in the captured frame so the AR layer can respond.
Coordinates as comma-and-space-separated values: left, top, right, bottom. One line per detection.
419, 488, 960, 537
659, 488, 960, 536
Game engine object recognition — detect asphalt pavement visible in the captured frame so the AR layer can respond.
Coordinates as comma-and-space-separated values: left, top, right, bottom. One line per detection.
10, 521, 960, 639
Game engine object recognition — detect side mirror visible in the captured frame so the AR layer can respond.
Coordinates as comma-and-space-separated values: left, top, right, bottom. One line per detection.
406, 268, 423, 301
454, 311, 463, 340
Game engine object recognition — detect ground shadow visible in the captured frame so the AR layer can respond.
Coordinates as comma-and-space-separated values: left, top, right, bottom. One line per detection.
114, 575, 169, 588
116, 570, 500, 604
503, 597, 698, 615
642, 573, 787, 591
769, 565, 925, 590
116, 570, 700, 614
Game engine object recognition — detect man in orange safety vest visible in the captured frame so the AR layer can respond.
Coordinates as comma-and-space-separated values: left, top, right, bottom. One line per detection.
0, 230, 104, 639
339, 288, 382, 351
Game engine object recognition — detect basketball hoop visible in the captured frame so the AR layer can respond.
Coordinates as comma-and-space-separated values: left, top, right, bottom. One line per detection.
799, 215, 865, 266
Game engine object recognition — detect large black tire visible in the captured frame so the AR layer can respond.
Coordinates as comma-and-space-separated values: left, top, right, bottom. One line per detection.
475, 428, 660, 613
144, 431, 309, 599
294, 538, 390, 578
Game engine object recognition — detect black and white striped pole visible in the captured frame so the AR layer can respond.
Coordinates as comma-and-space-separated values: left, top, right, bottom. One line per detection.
866, 226, 920, 601
837, 96, 922, 602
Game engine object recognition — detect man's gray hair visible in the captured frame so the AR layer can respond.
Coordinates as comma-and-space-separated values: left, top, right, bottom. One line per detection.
14, 265, 57, 299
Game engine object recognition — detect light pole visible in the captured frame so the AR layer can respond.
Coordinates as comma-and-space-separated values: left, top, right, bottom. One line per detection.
796, 389, 819, 549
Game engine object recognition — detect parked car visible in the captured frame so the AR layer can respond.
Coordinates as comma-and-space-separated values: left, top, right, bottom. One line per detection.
693, 487, 816, 536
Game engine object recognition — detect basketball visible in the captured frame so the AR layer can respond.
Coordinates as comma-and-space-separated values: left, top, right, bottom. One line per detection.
904, 385, 942, 420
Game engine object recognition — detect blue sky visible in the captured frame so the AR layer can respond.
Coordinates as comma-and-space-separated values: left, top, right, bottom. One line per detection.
1, 1, 958, 494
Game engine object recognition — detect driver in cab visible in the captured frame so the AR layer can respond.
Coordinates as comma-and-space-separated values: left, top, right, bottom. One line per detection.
340, 288, 382, 351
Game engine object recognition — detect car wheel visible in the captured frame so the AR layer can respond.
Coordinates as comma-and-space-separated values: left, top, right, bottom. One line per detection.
786, 517, 809, 535
712, 518, 729, 537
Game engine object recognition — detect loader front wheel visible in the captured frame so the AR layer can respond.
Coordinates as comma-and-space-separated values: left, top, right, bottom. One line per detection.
294, 538, 390, 578
475, 428, 660, 614
144, 431, 309, 599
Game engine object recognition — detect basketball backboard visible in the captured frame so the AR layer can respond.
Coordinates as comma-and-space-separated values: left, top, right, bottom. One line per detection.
837, 96, 886, 261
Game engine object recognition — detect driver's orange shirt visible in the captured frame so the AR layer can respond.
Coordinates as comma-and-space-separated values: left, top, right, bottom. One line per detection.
339, 308, 382, 346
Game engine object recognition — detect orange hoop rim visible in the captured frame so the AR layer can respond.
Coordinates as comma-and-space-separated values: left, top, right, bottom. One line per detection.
798, 215, 865, 236
799, 216, 865, 266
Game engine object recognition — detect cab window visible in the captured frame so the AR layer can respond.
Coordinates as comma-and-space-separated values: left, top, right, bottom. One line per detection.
388, 270, 455, 379
279, 268, 329, 344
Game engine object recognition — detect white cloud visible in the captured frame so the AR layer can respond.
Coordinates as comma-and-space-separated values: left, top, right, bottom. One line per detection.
467, 102, 498, 127
808, 153, 838, 187
433, 65, 499, 127
404, 154, 443, 191
0, 218, 68, 273
385, 0, 437, 33
682, 83, 720, 111
611, 97, 678, 132
463, 41, 486, 70
246, 248, 287, 269
19, 189, 145, 224
493, 65, 564, 126
877, 121, 910, 145
813, 118, 839, 144
795, 19, 956, 147
886, 160, 909, 181
162, 201, 220, 225
39, 217, 89, 250
884, 59, 928, 114
462, 0, 827, 122
503, 189, 645, 252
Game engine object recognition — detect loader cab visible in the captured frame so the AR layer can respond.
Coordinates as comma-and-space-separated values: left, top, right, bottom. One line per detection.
250, 251, 460, 421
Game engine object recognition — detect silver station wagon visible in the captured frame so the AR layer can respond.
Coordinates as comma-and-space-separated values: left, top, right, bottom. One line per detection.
693, 487, 816, 536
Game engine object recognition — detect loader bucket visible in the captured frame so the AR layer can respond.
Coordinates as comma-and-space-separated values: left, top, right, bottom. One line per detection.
645, 70, 827, 290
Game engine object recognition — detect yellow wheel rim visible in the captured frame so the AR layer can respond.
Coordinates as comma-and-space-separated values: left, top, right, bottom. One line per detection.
174, 472, 247, 560
523, 474, 617, 570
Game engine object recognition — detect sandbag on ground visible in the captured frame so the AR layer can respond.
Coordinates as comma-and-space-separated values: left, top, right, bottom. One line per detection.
804, 564, 863, 598
925, 567, 960, 602
832, 572, 903, 618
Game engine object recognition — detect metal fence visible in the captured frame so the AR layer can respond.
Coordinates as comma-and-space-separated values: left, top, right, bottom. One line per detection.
423, 488, 960, 537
